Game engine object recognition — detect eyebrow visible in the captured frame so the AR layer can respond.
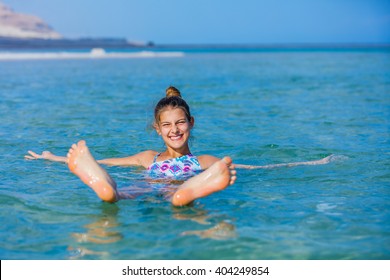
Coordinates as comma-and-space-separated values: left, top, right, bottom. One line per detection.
161, 118, 186, 123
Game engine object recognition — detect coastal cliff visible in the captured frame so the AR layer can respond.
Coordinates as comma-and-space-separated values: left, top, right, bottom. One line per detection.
0, 2, 153, 49
0, 2, 62, 39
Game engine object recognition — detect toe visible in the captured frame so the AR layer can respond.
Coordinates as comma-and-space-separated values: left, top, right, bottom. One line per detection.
78, 140, 86, 147
222, 156, 232, 165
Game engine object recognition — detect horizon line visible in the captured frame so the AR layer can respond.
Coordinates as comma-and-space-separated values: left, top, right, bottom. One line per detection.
1, 36, 389, 46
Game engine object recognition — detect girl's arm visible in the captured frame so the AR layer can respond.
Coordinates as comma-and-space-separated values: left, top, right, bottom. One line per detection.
198, 155, 221, 170
25, 149, 155, 168
235, 155, 334, 169
96, 150, 156, 167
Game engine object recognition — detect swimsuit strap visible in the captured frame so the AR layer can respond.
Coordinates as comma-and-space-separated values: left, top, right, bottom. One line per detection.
153, 153, 161, 163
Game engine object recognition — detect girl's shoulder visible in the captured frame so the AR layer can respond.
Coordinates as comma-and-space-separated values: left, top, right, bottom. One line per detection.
136, 150, 159, 168
197, 155, 220, 170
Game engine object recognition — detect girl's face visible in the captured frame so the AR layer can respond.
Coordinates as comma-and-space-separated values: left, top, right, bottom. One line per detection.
156, 107, 194, 151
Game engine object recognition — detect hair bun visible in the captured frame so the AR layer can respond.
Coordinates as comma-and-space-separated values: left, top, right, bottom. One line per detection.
166, 86, 182, 98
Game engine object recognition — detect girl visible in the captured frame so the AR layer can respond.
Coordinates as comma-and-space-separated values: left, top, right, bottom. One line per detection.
26, 87, 237, 206
25, 86, 332, 206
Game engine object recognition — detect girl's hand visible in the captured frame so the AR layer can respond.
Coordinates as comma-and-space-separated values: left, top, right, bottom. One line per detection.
24, 151, 67, 163
25, 150, 53, 160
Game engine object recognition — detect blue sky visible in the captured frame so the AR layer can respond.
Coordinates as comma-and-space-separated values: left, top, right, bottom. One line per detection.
3, 0, 390, 44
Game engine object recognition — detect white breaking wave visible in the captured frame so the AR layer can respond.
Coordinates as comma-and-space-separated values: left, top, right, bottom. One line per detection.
0, 48, 185, 60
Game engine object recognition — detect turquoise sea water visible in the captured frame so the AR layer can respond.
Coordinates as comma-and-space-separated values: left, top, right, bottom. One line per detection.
0, 48, 389, 259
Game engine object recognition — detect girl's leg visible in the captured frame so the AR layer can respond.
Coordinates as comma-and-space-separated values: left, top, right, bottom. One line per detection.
171, 157, 237, 206
67, 140, 237, 205
67, 140, 119, 203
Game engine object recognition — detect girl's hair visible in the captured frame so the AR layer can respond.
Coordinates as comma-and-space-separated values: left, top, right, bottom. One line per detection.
154, 86, 191, 124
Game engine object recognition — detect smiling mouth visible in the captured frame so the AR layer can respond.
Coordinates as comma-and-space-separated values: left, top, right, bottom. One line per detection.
169, 135, 183, 141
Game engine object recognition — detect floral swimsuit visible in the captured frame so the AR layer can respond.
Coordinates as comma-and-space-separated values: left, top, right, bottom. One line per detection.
148, 153, 202, 179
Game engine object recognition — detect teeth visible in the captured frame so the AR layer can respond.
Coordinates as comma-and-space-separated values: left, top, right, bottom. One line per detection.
170, 135, 182, 140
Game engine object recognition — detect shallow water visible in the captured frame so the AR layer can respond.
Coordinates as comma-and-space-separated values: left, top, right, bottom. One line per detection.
0, 48, 389, 259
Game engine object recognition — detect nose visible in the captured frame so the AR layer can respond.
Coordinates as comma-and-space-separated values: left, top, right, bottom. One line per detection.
171, 124, 179, 133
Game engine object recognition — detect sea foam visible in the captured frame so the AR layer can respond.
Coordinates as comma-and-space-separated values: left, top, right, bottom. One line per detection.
0, 48, 185, 60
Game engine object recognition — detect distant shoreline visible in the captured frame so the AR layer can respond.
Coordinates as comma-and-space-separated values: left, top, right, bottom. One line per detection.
0, 36, 389, 51
0, 36, 154, 49
155, 43, 390, 52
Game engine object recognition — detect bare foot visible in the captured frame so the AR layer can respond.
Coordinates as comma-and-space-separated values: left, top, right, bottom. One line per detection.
171, 157, 236, 206
67, 140, 118, 202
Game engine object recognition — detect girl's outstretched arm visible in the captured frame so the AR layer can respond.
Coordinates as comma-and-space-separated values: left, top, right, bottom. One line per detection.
25, 150, 68, 163
25, 149, 154, 168
96, 150, 154, 167
235, 155, 334, 169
